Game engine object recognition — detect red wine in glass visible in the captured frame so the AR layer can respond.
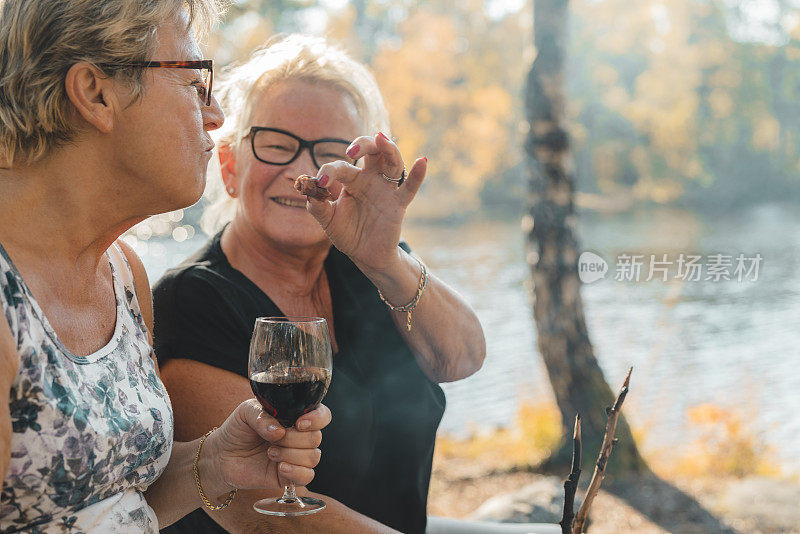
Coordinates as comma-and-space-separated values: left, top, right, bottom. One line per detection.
250, 367, 331, 428
248, 317, 333, 517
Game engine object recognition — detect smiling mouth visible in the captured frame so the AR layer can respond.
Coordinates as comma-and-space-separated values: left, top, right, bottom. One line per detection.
272, 197, 307, 208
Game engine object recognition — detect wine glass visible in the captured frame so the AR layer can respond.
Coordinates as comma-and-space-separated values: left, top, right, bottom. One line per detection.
248, 316, 333, 516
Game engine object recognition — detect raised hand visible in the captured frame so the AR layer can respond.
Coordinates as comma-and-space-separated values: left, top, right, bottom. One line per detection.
303, 132, 427, 274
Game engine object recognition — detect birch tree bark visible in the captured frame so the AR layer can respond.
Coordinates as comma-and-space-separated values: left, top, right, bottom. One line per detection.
524, 0, 645, 472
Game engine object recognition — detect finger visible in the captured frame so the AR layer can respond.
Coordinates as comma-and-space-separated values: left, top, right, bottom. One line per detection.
317, 160, 361, 187
374, 132, 404, 171
265, 459, 280, 489
273, 428, 323, 449
295, 404, 332, 432
239, 398, 286, 441
398, 157, 427, 205
305, 195, 335, 232
349, 133, 403, 178
277, 463, 316, 487
268, 446, 322, 469
344, 135, 377, 161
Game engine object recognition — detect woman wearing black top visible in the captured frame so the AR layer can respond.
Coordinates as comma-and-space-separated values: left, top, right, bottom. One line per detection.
153, 35, 485, 534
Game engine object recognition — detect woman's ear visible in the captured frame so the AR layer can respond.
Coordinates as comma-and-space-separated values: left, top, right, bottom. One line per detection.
219, 144, 238, 196
64, 62, 116, 133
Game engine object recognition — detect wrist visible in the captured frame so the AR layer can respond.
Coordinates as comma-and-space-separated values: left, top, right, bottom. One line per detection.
197, 431, 236, 503
370, 251, 429, 334
359, 248, 417, 297
354, 246, 407, 286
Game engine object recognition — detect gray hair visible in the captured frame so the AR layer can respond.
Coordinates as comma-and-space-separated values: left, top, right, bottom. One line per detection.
0, 0, 223, 167
201, 34, 391, 235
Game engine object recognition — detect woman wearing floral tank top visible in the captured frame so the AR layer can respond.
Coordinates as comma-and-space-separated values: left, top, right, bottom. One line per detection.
0, 1, 331, 532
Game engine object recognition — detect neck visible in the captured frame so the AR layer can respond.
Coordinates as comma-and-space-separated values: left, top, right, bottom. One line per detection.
222, 215, 330, 295
0, 144, 146, 273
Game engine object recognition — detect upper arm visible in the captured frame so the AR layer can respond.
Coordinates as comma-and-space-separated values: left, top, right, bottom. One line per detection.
116, 238, 154, 344
161, 358, 251, 441
0, 315, 19, 481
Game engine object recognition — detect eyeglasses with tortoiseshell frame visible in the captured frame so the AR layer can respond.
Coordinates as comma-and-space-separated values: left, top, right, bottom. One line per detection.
99, 60, 214, 106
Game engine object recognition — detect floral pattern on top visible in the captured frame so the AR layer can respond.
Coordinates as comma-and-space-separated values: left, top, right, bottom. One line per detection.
0, 242, 173, 534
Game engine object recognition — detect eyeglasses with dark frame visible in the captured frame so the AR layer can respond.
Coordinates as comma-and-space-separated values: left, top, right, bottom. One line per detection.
99, 60, 214, 106
247, 127, 355, 170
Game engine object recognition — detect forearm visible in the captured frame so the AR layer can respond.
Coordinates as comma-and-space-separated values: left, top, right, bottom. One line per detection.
204, 489, 400, 534
358, 249, 486, 383
144, 439, 232, 528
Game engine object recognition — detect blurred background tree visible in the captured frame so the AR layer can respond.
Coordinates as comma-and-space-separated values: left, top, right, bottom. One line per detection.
524, 0, 645, 473
203, 0, 800, 222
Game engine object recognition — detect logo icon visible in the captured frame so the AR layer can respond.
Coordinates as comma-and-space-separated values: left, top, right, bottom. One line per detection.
578, 252, 608, 283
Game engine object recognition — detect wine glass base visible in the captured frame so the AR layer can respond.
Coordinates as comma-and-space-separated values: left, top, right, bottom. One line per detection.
253, 496, 326, 516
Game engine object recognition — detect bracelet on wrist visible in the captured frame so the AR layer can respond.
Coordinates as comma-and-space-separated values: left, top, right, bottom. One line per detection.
378, 256, 428, 331
193, 427, 237, 511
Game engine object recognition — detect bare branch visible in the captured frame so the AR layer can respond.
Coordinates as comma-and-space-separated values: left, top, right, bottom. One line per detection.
560, 414, 581, 534
573, 368, 632, 534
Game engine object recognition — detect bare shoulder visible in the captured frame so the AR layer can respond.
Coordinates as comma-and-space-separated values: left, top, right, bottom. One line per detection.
115, 238, 151, 296
115, 238, 154, 339
161, 358, 251, 440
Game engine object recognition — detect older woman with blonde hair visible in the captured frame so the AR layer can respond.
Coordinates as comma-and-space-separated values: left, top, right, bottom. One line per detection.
153, 35, 486, 533
0, 2, 330, 532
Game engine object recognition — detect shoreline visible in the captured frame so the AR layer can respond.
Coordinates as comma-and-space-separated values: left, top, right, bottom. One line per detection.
429, 457, 800, 533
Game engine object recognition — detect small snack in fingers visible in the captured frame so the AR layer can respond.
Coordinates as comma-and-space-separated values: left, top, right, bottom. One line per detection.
294, 175, 332, 201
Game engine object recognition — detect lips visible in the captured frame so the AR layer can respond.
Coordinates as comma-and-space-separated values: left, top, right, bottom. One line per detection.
272, 197, 307, 208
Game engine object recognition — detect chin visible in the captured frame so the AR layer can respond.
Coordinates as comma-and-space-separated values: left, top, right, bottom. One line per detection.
153, 183, 205, 214
265, 224, 329, 250
175, 172, 207, 207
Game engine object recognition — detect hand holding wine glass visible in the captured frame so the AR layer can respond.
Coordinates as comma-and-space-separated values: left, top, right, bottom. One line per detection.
248, 317, 333, 516
202, 400, 330, 496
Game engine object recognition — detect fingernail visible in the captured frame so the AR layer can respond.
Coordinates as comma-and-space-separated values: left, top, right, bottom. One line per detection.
279, 463, 293, 473
318, 174, 329, 187
267, 447, 280, 460
346, 144, 360, 158
268, 424, 281, 434
378, 131, 388, 140
297, 419, 311, 431
423, 157, 428, 162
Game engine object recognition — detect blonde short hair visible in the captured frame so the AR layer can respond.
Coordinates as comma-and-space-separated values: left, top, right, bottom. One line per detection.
201, 34, 391, 234
0, 0, 222, 167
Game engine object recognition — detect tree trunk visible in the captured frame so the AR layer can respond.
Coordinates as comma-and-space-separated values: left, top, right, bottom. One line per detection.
524, 0, 645, 472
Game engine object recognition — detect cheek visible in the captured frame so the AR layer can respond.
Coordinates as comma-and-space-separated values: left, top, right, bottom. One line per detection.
241, 164, 282, 194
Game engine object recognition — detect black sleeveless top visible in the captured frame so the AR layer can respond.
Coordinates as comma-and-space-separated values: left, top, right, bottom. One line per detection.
152, 231, 445, 534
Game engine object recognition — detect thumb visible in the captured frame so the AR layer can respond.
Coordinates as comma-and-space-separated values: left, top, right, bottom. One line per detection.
305, 197, 335, 231
398, 157, 427, 205
231, 398, 285, 442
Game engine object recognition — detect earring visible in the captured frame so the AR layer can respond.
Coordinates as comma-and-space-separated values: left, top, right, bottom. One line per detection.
227, 186, 235, 195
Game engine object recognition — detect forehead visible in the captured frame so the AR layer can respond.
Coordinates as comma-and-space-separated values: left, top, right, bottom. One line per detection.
153, 10, 202, 60
249, 81, 362, 139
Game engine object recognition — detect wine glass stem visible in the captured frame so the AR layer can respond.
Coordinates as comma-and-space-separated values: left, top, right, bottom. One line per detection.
281, 483, 299, 504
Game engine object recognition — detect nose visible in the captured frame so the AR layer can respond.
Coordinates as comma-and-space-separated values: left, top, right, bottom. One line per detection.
284, 146, 318, 180
202, 95, 224, 132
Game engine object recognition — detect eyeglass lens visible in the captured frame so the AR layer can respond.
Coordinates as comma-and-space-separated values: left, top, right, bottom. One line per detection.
203, 67, 213, 106
251, 130, 352, 168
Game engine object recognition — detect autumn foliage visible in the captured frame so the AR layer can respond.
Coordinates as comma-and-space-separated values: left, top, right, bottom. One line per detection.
205, 0, 800, 219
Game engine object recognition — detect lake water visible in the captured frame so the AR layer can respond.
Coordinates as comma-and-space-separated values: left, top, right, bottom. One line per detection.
135, 202, 800, 474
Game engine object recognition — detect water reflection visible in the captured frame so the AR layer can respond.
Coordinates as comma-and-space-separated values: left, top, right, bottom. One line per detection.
135, 202, 800, 473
